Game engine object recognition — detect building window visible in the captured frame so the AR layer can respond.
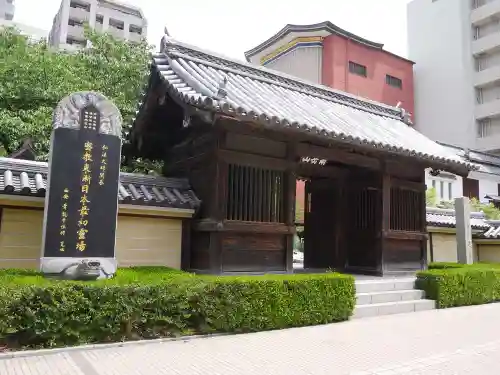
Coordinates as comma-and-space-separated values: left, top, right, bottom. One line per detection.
129, 25, 143, 35
431, 179, 436, 190
448, 182, 453, 201
349, 61, 367, 77
477, 118, 492, 138
66, 37, 86, 47
386, 74, 402, 89
96, 15, 104, 24
439, 181, 444, 199
68, 18, 84, 27
70, 1, 90, 11
109, 19, 124, 30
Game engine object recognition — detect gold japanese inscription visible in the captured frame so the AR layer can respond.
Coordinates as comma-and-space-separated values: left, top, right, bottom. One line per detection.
60, 187, 69, 252
77, 141, 93, 252
99, 144, 108, 186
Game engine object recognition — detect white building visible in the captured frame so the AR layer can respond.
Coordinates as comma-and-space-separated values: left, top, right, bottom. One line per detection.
426, 142, 500, 205
407, 0, 500, 153
0, 0, 14, 20
48, 0, 147, 50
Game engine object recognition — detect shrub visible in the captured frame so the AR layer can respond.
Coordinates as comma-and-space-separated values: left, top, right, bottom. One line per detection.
0, 268, 355, 349
427, 262, 466, 270
417, 264, 500, 308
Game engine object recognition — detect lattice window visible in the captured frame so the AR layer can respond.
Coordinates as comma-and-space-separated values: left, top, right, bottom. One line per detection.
225, 164, 284, 222
390, 188, 423, 232
351, 188, 378, 231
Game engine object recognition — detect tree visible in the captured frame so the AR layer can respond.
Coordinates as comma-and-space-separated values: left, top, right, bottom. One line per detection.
426, 187, 437, 207
0, 27, 159, 173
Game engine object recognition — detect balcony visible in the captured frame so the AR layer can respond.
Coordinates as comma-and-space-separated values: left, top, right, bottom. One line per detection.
66, 24, 85, 39
476, 98, 500, 119
475, 66, 500, 87
128, 32, 143, 43
472, 33, 500, 55
68, 7, 89, 22
472, 0, 500, 26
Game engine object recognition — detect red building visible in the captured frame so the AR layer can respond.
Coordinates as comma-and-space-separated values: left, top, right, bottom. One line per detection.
245, 21, 415, 221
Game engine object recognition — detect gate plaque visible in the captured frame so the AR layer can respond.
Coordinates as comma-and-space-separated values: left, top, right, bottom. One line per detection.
40, 92, 122, 279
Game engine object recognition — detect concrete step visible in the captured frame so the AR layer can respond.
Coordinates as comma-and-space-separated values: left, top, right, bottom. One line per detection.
352, 299, 436, 319
356, 289, 425, 305
355, 278, 416, 294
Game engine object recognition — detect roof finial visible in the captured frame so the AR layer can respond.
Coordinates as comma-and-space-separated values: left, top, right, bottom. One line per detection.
160, 26, 172, 53
215, 75, 228, 100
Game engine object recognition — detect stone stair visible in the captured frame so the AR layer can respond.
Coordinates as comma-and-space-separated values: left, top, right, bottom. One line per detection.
352, 277, 435, 319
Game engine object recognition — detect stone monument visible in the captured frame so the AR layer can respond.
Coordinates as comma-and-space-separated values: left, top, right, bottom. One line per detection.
455, 197, 474, 265
40, 92, 122, 280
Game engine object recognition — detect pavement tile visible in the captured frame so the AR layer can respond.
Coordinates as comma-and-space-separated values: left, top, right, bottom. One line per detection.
2, 304, 500, 374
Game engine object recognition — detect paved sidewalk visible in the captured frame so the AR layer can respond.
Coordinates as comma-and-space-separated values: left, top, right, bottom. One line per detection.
2, 303, 500, 374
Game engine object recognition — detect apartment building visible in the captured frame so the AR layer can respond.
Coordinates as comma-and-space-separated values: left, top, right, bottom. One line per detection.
48, 0, 147, 50
0, 0, 14, 20
245, 21, 415, 118
408, 0, 500, 152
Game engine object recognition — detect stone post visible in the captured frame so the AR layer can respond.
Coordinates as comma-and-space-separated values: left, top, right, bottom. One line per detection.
40, 92, 123, 280
455, 197, 473, 264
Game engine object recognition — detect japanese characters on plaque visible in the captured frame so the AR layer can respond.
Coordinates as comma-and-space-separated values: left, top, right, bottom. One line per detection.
59, 188, 70, 252
300, 156, 327, 166
41, 92, 123, 279
76, 141, 94, 253
99, 144, 108, 186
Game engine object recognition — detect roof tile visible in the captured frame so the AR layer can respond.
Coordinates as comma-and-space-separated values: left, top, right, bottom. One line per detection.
0, 158, 200, 210
143, 37, 471, 172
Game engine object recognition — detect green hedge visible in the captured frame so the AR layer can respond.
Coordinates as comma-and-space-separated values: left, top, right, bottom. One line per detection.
417, 262, 500, 308
0, 268, 355, 349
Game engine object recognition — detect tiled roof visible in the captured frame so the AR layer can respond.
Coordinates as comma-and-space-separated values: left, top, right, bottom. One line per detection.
437, 142, 500, 176
426, 207, 490, 230
145, 36, 470, 173
477, 220, 500, 239
0, 157, 200, 210
244, 21, 386, 60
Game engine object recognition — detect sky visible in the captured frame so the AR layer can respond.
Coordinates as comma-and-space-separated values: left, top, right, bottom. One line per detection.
15, 0, 413, 61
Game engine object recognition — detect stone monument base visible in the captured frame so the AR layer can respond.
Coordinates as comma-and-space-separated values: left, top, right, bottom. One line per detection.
40, 257, 117, 280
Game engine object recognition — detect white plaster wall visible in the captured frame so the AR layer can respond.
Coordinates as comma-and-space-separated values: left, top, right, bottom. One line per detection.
408, 0, 477, 149
264, 46, 323, 84
425, 168, 500, 203
473, 170, 500, 200
425, 170, 463, 201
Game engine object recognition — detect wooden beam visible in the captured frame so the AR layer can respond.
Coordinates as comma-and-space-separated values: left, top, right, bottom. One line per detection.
219, 149, 290, 171
296, 143, 380, 170
383, 231, 428, 241
193, 219, 295, 234
391, 178, 426, 192
296, 163, 348, 179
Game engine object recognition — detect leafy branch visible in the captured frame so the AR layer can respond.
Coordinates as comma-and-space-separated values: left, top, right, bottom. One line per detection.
0, 27, 159, 174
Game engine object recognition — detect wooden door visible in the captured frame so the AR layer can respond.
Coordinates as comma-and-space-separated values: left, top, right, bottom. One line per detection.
303, 179, 339, 270
345, 187, 380, 273
463, 178, 479, 199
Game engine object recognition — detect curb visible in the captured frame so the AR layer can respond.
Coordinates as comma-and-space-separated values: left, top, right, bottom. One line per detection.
0, 332, 233, 360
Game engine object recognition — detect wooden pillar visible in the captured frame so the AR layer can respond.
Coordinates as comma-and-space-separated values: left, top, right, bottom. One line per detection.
421, 171, 428, 269
380, 163, 391, 275
210, 129, 227, 273
285, 142, 297, 273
